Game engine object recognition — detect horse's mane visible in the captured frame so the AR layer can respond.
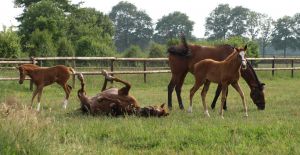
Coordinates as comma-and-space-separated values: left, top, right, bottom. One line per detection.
246, 61, 264, 89
167, 34, 190, 57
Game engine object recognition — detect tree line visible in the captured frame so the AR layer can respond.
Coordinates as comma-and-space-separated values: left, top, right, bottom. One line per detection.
0, 1, 299, 58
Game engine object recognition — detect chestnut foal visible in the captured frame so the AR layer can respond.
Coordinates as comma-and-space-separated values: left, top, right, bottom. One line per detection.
189, 45, 248, 118
17, 64, 75, 111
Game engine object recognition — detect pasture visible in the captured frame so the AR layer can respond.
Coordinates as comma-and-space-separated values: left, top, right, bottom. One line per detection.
0, 71, 300, 154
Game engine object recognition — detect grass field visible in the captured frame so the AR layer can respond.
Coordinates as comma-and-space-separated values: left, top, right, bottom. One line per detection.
0, 71, 300, 154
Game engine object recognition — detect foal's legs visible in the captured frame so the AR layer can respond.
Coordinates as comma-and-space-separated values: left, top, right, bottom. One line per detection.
219, 85, 228, 119
201, 81, 210, 117
211, 84, 228, 110
231, 82, 248, 117
188, 79, 204, 113
31, 85, 43, 110
62, 83, 71, 109
36, 87, 44, 111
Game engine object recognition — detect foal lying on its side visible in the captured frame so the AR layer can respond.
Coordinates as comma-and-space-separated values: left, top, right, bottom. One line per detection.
189, 45, 248, 118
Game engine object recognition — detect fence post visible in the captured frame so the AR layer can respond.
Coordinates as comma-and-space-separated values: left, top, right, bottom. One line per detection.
30, 57, 36, 91
291, 60, 294, 78
143, 61, 147, 83
72, 58, 76, 88
110, 59, 114, 83
272, 56, 275, 76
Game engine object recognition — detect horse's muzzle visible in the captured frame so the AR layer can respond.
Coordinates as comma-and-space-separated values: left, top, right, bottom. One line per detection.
241, 61, 247, 70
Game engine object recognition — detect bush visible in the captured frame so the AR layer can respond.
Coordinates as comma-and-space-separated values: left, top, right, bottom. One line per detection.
57, 37, 75, 56
76, 36, 115, 57
148, 42, 166, 58
123, 45, 145, 58
0, 28, 21, 58
27, 29, 56, 57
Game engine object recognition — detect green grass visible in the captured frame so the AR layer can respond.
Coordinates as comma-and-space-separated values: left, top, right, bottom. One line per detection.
0, 72, 300, 154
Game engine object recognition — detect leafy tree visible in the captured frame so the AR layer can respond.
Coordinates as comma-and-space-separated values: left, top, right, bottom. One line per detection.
258, 14, 273, 57
293, 13, 300, 48
229, 6, 250, 37
247, 11, 262, 40
148, 42, 166, 58
109, 1, 153, 51
57, 37, 74, 56
68, 7, 115, 56
27, 29, 56, 57
0, 28, 22, 58
123, 45, 144, 58
271, 16, 297, 57
205, 4, 231, 39
14, 0, 76, 12
154, 11, 194, 44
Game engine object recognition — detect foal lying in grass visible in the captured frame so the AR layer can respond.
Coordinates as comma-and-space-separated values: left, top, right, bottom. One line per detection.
189, 45, 248, 118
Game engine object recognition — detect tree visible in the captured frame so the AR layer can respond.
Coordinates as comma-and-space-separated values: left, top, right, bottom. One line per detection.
148, 42, 166, 58
293, 13, 300, 49
271, 16, 297, 57
57, 37, 74, 56
123, 45, 144, 58
0, 27, 22, 58
109, 1, 153, 51
229, 6, 250, 37
27, 29, 56, 57
205, 4, 231, 39
246, 11, 262, 40
68, 7, 115, 56
154, 11, 194, 43
258, 14, 273, 57
14, 0, 76, 12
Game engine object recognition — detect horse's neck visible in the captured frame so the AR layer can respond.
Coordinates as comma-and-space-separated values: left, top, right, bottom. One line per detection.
224, 52, 241, 74
241, 64, 260, 89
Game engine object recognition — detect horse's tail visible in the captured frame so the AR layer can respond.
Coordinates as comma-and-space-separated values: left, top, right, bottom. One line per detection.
167, 33, 190, 57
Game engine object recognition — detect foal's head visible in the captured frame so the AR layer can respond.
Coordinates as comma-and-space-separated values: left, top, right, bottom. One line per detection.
139, 103, 169, 117
234, 45, 247, 70
16, 64, 39, 84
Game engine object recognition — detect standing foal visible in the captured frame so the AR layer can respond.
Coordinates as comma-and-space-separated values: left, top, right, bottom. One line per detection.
17, 64, 75, 111
189, 45, 248, 118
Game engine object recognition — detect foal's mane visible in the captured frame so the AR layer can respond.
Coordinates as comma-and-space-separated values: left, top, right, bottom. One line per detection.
20, 64, 40, 71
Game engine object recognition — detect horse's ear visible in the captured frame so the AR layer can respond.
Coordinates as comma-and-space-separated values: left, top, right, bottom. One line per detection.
244, 45, 248, 50
160, 103, 165, 108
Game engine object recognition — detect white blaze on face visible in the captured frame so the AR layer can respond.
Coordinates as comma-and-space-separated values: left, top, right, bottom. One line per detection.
239, 51, 247, 68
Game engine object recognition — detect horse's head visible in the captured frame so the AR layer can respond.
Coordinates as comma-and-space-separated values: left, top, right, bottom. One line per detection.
250, 83, 266, 110
139, 103, 169, 117
235, 45, 247, 70
16, 66, 27, 84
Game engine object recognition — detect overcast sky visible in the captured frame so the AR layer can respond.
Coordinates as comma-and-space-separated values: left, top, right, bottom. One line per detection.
0, 0, 299, 38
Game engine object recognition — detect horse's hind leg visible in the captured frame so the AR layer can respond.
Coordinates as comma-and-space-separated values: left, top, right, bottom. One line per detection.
201, 81, 210, 117
62, 84, 71, 109
175, 72, 187, 110
36, 87, 44, 111
211, 84, 228, 110
220, 85, 228, 119
167, 79, 176, 110
231, 82, 248, 117
31, 86, 42, 110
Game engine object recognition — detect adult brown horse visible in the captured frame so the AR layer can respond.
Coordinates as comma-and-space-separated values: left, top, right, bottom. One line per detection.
17, 64, 75, 111
167, 35, 265, 110
77, 70, 169, 117
189, 46, 248, 118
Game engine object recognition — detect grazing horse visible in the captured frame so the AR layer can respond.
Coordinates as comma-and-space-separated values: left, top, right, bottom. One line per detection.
16, 64, 75, 111
189, 46, 248, 118
77, 70, 169, 117
167, 35, 265, 110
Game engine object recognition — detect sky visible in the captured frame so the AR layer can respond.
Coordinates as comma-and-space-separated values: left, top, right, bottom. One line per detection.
0, 0, 299, 38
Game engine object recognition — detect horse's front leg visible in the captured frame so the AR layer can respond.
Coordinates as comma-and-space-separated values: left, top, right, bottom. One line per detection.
36, 87, 44, 111
219, 85, 228, 119
167, 79, 175, 110
31, 86, 41, 110
231, 82, 248, 117
201, 81, 210, 117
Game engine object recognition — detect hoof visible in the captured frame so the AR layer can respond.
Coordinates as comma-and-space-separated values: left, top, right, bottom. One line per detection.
244, 113, 248, 117
204, 111, 210, 117
188, 107, 192, 113
102, 69, 113, 81
168, 106, 172, 111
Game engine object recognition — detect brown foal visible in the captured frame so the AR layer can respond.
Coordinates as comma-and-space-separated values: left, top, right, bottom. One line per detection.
189, 45, 248, 118
17, 64, 75, 111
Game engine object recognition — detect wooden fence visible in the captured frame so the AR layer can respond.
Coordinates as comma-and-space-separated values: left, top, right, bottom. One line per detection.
1, 56, 300, 90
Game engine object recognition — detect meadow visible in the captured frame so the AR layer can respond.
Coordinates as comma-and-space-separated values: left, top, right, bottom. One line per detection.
0, 70, 300, 154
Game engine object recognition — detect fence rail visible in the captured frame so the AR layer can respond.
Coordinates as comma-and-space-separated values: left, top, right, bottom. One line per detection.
1, 56, 300, 90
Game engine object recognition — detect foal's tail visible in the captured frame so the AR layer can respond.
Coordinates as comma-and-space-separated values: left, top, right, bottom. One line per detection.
167, 33, 190, 57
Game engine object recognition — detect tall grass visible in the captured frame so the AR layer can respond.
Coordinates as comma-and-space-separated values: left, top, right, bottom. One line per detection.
0, 72, 300, 154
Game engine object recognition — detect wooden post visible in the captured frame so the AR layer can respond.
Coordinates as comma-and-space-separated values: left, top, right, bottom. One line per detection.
30, 57, 36, 91
143, 61, 147, 83
291, 60, 294, 78
272, 56, 275, 76
72, 59, 76, 88
110, 59, 114, 83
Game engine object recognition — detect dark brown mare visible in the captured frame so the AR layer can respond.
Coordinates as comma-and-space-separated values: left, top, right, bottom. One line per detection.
17, 64, 75, 111
77, 70, 169, 117
189, 46, 248, 118
167, 35, 265, 110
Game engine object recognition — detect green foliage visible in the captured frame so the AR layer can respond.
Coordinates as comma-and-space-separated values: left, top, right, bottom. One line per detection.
123, 45, 144, 58
0, 28, 21, 58
148, 42, 166, 58
109, 1, 153, 52
76, 36, 114, 57
57, 37, 74, 56
27, 29, 56, 57
271, 16, 297, 57
229, 6, 250, 37
154, 11, 194, 44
